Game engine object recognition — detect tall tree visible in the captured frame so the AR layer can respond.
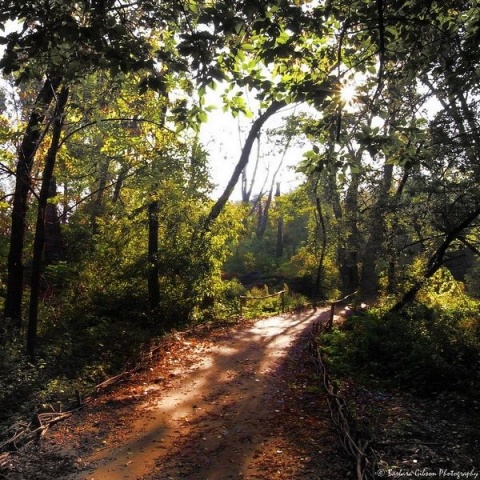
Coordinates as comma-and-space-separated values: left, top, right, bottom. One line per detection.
0, 0, 186, 328
3, 76, 62, 325
27, 86, 69, 359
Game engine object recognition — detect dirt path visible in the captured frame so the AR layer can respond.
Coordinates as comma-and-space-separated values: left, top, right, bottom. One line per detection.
39, 309, 349, 479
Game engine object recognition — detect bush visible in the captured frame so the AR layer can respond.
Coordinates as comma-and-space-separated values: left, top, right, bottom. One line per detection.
210, 279, 246, 319
0, 342, 45, 426
322, 302, 480, 395
239, 285, 309, 319
465, 260, 480, 298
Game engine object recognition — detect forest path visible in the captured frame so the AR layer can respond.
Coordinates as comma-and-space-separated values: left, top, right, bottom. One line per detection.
52, 309, 348, 479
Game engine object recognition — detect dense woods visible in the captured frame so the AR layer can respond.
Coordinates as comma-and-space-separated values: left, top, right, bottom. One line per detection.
1, 0, 480, 474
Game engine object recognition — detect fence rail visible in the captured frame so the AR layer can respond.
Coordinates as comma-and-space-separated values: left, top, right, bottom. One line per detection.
309, 319, 378, 480
327, 290, 358, 328
239, 289, 286, 317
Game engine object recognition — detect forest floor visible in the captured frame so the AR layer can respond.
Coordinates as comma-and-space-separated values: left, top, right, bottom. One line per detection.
3, 306, 477, 479
4, 308, 352, 480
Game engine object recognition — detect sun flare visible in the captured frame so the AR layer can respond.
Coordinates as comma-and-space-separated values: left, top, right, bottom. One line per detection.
340, 83, 357, 104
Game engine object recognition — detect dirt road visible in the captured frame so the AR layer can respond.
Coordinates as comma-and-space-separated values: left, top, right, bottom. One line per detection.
40, 309, 349, 479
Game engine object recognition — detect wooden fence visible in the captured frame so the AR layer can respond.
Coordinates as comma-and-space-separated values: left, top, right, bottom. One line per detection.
239, 289, 286, 317
309, 320, 377, 479
327, 291, 358, 329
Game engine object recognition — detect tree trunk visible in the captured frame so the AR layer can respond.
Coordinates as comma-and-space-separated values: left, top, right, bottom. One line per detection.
241, 131, 261, 204
147, 199, 160, 308
4, 76, 62, 328
61, 181, 69, 224
27, 86, 69, 360
202, 100, 285, 232
386, 165, 412, 294
256, 187, 273, 239
276, 215, 284, 258
91, 158, 110, 234
339, 152, 360, 295
359, 161, 393, 297
275, 183, 284, 259
44, 176, 64, 263
390, 204, 480, 312
112, 167, 129, 204
339, 250, 358, 296
312, 190, 328, 306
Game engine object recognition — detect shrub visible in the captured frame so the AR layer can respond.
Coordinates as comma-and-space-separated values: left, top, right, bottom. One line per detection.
465, 260, 480, 298
238, 285, 309, 319
322, 302, 480, 395
0, 342, 45, 426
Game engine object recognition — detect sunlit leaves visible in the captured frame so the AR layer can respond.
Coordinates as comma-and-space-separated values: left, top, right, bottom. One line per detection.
221, 91, 253, 118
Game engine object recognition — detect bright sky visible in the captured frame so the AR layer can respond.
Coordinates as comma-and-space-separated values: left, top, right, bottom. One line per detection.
0, 18, 308, 203
200, 98, 308, 201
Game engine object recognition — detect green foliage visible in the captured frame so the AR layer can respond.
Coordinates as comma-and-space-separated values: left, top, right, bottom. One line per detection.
222, 184, 339, 298
281, 290, 310, 312
0, 0, 186, 87
417, 267, 467, 307
322, 302, 480, 395
0, 302, 161, 431
79, 220, 146, 297
279, 245, 340, 299
465, 260, 480, 298
240, 285, 308, 319
0, 342, 43, 426
213, 278, 246, 319
243, 285, 282, 318
224, 235, 278, 274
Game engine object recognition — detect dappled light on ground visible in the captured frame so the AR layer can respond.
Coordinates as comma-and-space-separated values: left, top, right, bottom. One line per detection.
47, 309, 348, 480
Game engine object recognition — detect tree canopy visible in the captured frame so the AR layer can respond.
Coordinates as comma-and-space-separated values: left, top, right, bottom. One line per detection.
0, 3, 480, 444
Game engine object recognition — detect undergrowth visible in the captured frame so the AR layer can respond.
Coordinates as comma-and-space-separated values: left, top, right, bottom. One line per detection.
0, 280, 308, 438
0, 302, 159, 430
238, 284, 309, 319
322, 301, 480, 396
319, 273, 480, 471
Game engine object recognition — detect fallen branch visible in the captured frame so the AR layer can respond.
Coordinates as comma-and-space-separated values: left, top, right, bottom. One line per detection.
374, 440, 441, 446
0, 452, 10, 468
94, 371, 131, 392
0, 411, 72, 462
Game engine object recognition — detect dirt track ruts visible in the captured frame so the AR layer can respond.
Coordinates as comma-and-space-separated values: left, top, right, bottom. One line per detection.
52, 309, 349, 479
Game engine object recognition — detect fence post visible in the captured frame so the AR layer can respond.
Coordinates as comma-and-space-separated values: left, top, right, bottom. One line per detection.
327, 291, 357, 330
281, 290, 285, 313
328, 302, 335, 330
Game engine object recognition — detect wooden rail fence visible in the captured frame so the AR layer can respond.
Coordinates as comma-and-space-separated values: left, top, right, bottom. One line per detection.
309, 291, 378, 480
239, 289, 286, 317
327, 290, 358, 329
310, 320, 377, 479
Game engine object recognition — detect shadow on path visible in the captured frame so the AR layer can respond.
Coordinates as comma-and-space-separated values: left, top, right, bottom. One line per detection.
76, 309, 348, 480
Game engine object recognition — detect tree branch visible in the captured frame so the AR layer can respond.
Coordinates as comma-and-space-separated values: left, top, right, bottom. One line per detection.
202, 100, 286, 232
